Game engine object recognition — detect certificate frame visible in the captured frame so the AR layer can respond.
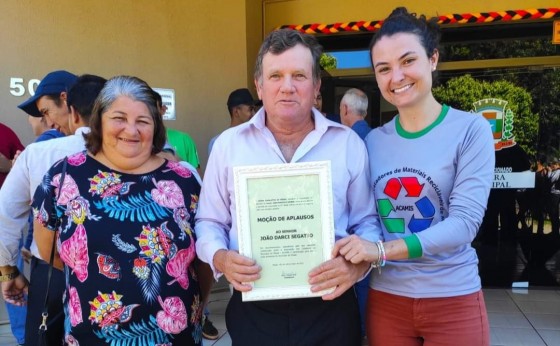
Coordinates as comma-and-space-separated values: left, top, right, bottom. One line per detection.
234, 161, 335, 301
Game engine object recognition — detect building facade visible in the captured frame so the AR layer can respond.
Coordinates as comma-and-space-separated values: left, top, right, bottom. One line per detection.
0, 0, 558, 323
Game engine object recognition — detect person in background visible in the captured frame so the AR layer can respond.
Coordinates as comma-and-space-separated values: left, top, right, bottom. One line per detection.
339, 88, 371, 140
195, 29, 378, 346
477, 144, 531, 246
533, 158, 551, 235
19, 113, 64, 336
32, 76, 211, 345
155, 92, 214, 340
153, 89, 219, 340
28, 115, 64, 142
207, 88, 256, 154
21, 117, 65, 263
9, 114, 64, 174
339, 87, 372, 344
315, 90, 342, 123
549, 158, 560, 236
0, 72, 104, 346
334, 7, 494, 345
153, 91, 202, 181
0, 122, 25, 346
313, 91, 325, 115
0, 123, 24, 188
9, 114, 66, 346
20, 70, 77, 136
155, 92, 200, 169
202, 87, 258, 341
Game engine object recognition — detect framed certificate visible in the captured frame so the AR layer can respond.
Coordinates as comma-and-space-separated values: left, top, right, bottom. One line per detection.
234, 161, 335, 301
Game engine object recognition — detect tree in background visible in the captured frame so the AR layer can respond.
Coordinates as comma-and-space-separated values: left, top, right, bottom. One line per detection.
439, 38, 560, 160
525, 69, 560, 159
433, 74, 539, 158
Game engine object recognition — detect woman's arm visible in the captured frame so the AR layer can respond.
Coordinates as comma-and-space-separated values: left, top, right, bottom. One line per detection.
33, 219, 64, 270
333, 235, 410, 266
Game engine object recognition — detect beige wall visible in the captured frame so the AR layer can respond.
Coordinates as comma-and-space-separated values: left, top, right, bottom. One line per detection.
0, 0, 260, 171
0, 0, 555, 169
263, 0, 557, 33
245, 0, 265, 90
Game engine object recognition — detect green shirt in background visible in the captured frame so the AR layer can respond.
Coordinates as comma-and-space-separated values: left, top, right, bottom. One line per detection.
166, 127, 200, 168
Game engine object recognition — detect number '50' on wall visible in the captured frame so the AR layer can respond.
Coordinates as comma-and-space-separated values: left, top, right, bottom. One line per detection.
9, 77, 41, 97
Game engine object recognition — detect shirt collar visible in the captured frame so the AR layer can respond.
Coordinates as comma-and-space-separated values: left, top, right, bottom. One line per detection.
245, 106, 343, 134
74, 127, 91, 135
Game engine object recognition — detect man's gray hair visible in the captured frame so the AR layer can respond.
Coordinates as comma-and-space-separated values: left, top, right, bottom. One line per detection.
341, 88, 368, 117
254, 29, 323, 85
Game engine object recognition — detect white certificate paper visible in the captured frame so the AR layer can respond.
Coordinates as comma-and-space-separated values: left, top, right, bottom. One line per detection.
234, 161, 335, 301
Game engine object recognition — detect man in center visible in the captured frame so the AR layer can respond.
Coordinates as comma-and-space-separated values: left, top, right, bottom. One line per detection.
195, 29, 378, 345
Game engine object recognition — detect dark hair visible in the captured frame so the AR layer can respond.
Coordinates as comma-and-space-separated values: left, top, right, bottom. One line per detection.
67, 74, 107, 125
153, 90, 163, 107
369, 7, 441, 59
85, 76, 166, 155
227, 104, 238, 117
254, 29, 323, 85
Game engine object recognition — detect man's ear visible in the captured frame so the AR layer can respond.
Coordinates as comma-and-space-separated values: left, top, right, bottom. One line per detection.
59, 91, 68, 102
69, 105, 80, 126
314, 77, 322, 97
254, 78, 263, 100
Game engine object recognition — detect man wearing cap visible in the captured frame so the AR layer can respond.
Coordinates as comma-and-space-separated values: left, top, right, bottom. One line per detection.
208, 88, 256, 154
0, 72, 106, 346
18, 70, 77, 135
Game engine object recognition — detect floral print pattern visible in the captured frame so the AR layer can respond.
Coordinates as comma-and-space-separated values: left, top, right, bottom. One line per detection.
60, 224, 89, 282
68, 286, 82, 327
32, 152, 201, 345
156, 296, 187, 334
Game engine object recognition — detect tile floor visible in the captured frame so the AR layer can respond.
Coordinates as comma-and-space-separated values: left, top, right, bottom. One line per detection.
1, 287, 559, 345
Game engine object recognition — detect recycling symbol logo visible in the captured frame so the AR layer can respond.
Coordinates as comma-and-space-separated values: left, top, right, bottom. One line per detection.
377, 177, 435, 233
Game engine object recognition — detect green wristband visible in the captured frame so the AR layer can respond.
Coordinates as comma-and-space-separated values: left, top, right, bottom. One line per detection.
404, 234, 423, 259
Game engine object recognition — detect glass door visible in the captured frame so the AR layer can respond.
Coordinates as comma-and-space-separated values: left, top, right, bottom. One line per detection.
434, 65, 560, 287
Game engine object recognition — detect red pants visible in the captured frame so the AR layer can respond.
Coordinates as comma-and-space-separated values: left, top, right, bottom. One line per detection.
367, 289, 489, 346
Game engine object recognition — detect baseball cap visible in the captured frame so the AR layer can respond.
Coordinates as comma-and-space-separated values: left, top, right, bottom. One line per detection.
18, 70, 78, 117
227, 88, 256, 108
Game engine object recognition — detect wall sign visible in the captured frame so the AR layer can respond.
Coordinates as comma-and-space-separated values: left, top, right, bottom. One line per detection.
493, 171, 535, 189
474, 98, 534, 189
474, 98, 515, 151
9, 77, 40, 97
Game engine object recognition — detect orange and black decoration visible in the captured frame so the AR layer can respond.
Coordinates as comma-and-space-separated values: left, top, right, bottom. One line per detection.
278, 8, 560, 34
